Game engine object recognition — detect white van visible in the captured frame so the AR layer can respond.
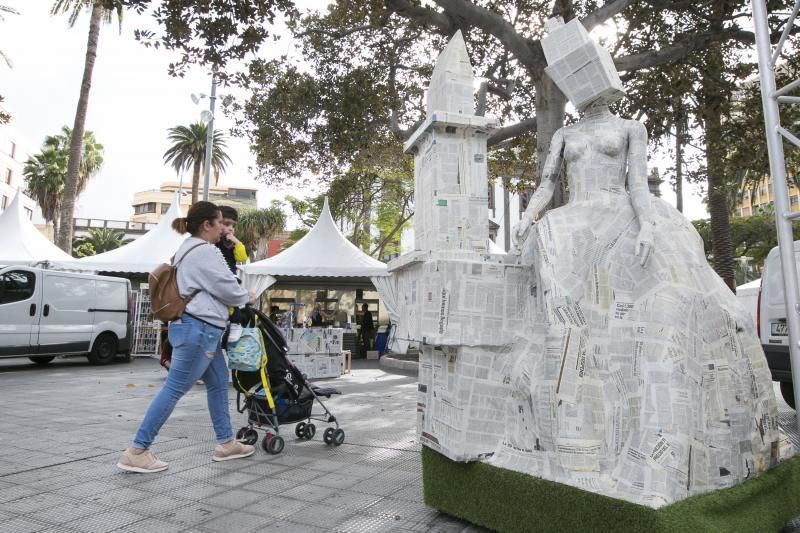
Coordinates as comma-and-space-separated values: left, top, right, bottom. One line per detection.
758, 242, 800, 408
0, 266, 132, 365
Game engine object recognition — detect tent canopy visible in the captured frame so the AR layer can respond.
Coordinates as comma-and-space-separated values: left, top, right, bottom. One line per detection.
52, 194, 186, 274
0, 190, 71, 265
242, 197, 389, 279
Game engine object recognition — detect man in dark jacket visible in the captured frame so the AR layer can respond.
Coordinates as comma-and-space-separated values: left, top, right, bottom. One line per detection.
360, 303, 375, 354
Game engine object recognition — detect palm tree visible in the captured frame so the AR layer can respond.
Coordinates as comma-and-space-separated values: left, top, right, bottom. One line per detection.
237, 206, 286, 261
52, 0, 123, 252
24, 145, 67, 238
73, 227, 130, 255
163, 122, 232, 205
23, 127, 104, 238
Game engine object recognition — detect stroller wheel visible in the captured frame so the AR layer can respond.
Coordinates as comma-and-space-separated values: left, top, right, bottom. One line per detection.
295, 422, 306, 438
242, 428, 258, 445
323, 427, 335, 445
303, 423, 316, 440
263, 433, 285, 455
236, 427, 250, 440
333, 428, 345, 446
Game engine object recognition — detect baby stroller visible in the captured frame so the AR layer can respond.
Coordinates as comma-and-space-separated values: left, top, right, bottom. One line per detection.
230, 307, 345, 455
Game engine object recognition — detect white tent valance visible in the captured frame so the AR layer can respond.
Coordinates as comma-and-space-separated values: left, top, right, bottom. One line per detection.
0, 190, 71, 265
52, 194, 186, 274
242, 197, 389, 283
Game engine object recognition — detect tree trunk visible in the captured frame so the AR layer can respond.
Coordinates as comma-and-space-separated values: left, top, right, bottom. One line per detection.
702, 6, 736, 291
56, 3, 101, 252
534, 75, 568, 209
675, 108, 684, 213
191, 159, 202, 205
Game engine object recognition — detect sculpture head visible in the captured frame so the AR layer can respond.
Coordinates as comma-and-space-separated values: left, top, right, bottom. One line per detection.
541, 17, 625, 111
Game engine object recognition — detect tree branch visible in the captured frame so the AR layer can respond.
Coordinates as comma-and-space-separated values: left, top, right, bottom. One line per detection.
384, 0, 452, 34
432, 0, 545, 73
297, 25, 379, 39
615, 28, 745, 71
488, 118, 537, 147
580, 0, 640, 32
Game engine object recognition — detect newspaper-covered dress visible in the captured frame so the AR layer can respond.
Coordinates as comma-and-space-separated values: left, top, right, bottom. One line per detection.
490, 113, 783, 508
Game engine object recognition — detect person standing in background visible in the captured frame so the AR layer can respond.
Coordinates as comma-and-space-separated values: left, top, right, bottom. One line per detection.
360, 303, 375, 355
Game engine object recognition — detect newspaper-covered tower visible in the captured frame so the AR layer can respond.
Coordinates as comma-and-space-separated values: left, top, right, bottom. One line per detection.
405, 31, 494, 253
389, 31, 526, 462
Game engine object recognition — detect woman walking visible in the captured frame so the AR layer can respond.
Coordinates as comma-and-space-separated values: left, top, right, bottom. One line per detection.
118, 201, 255, 473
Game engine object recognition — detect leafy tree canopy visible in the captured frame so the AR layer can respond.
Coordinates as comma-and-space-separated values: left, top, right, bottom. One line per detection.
216, 0, 800, 188
125, 0, 298, 78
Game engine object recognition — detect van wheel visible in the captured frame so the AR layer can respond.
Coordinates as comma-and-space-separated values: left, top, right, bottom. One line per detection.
29, 356, 55, 366
88, 334, 117, 365
781, 382, 796, 409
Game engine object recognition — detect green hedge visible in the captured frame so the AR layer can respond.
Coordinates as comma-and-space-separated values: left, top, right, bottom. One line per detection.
422, 446, 800, 532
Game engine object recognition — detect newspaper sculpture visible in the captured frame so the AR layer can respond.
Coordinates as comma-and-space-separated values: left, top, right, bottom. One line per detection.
390, 20, 788, 509
388, 31, 526, 461
280, 327, 343, 379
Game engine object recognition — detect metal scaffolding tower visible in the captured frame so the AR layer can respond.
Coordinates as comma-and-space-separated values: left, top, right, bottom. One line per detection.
752, 0, 800, 425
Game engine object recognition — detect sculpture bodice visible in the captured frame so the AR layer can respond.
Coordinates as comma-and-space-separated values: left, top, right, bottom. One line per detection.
560, 107, 640, 200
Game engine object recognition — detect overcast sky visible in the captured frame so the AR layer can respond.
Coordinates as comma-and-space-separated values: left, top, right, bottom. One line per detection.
1, 1, 708, 223
1, 1, 319, 224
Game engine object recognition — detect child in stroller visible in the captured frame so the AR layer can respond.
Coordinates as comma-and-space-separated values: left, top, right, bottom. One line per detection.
230, 307, 345, 454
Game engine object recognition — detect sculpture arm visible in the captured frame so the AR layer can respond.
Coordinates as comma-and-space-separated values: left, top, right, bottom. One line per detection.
513, 128, 564, 245
627, 120, 655, 267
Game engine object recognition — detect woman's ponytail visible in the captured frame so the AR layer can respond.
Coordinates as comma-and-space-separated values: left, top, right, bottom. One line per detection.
172, 202, 220, 236
171, 217, 188, 234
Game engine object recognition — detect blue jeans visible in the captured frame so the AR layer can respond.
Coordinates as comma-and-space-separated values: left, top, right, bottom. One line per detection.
132, 314, 233, 449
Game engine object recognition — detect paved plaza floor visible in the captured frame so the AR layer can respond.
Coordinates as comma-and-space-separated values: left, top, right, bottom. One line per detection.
0, 356, 486, 533
2, 355, 800, 532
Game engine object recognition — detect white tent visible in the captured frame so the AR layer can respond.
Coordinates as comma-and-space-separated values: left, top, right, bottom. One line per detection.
737, 278, 761, 324
0, 190, 71, 265
242, 197, 389, 295
52, 194, 185, 274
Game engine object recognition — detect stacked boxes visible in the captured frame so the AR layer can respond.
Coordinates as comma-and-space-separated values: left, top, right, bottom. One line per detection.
279, 327, 343, 379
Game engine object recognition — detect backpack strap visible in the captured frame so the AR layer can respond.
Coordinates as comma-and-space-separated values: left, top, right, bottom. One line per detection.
172, 242, 207, 302
172, 242, 207, 265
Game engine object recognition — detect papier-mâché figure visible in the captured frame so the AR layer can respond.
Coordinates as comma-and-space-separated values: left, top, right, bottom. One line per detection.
490, 17, 784, 508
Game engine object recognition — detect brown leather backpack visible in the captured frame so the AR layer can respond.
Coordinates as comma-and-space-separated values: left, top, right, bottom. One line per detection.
149, 243, 205, 322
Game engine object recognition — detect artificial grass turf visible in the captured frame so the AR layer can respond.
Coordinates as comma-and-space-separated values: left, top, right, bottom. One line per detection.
422, 446, 800, 532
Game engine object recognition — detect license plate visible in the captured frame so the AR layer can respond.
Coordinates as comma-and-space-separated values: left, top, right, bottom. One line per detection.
771, 322, 789, 336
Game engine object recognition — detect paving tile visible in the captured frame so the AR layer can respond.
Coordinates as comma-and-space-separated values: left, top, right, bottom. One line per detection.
114, 517, 186, 533
0, 515, 53, 533
24, 500, 108, 525
333, 512, 402, 532
197, 510, 267, 532
82, 486, 153, 508
308, 471, 364, 490
363, 497, 437, 522
285, 502, 353, 528
199, 487, 266, 510
3, 492, 73, 515
242, 495, 307, 520
0, 484, 38, 503
205, 470, 263, 488
281, 483, 339, 503
321, 490, 384, 511
63, 508, 146, 533
156, 502, 231, 528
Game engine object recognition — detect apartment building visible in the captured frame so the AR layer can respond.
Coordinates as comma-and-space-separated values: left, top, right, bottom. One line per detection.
131, 181, 258, 223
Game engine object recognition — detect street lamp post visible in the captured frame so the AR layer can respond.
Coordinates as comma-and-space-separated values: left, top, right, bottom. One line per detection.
201, 74, 217, 202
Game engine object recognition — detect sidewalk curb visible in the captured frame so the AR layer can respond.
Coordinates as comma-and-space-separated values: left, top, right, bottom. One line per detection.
379, 354, 419, 377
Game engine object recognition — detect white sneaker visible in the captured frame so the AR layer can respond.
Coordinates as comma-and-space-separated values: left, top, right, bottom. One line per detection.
228, 323, 243, 344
